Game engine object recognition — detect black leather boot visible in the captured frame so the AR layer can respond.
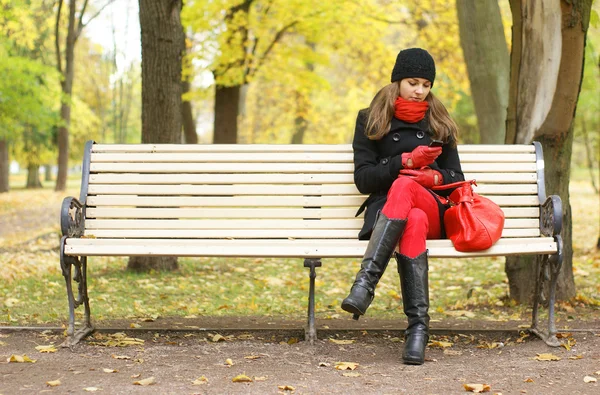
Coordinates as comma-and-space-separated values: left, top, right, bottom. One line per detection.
397, 251, 430, 365
341, 212, 406, 319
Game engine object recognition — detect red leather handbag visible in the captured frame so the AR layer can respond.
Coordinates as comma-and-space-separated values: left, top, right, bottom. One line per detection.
432, 180, 505, 252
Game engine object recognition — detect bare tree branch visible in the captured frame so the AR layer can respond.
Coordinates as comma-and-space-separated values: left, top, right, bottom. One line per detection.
248, 20, 298, 78
78, 0, 116, 37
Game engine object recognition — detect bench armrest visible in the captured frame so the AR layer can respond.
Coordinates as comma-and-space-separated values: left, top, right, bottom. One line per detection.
61, 197, 85, 238
540, 195, 562, 237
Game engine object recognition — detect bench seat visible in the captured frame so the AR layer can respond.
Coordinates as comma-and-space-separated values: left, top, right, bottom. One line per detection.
59, 141, 563, 348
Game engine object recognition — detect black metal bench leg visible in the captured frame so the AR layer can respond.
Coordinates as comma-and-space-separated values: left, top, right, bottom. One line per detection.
529, 236, 563, 347
304, 258, 322, 344
60, 237, 94, 347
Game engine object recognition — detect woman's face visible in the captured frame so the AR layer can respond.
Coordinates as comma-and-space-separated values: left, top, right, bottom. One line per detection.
399, 78, 431, 102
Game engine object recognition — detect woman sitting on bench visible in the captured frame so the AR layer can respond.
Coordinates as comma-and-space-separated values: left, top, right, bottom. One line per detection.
341, 48, 465, 365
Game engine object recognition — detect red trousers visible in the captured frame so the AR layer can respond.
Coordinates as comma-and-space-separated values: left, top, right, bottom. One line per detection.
381, 177, 442, 258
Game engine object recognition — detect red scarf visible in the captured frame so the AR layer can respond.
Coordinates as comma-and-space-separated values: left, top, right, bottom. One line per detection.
394, 96, 429, 123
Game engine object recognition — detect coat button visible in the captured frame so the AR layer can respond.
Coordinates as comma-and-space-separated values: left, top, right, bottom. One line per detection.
381, 158, 389, 165
392, 133, 400, 142
416, 131, 425, 139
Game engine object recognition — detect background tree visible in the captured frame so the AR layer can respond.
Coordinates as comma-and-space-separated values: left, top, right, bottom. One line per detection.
54, 0, 113, 191
505, 0, 594, 302
128, 0, 184, 272
456, 0, 509, 144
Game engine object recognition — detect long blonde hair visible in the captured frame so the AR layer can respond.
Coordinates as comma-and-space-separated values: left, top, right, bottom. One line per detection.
365, 82, 459, 146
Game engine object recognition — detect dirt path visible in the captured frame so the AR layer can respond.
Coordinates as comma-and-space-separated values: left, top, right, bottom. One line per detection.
1, 320, 599, 394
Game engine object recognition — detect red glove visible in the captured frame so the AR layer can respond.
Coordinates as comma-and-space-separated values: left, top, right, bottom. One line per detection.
401, 146, 442, 169
399, 168, 443, 189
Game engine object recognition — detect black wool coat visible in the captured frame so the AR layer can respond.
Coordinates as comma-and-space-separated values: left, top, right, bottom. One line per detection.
353, 109, 465, 240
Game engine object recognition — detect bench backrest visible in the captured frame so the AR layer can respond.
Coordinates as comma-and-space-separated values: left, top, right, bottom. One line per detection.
83, 144, 544, 241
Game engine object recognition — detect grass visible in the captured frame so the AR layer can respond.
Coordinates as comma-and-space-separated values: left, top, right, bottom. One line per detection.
0, 171, 598, 328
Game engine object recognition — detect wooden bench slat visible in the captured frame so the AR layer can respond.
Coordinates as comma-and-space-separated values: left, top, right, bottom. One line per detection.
87, 183, 539, 195
65, 237, 557, 258
84, 217, 538, 230
85, 206, 539, 219
90, 152, 536, 163
88, 172, 537, 185
83, 227, 540, 239
86, 195, 541, 207
92, 143, 535, 154
90, 162, 356, 173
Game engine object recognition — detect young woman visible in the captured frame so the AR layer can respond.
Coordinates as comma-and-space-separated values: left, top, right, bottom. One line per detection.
341, 48, 464, 365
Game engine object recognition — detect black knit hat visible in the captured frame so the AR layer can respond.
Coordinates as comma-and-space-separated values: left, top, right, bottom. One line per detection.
390, 48, 436, 86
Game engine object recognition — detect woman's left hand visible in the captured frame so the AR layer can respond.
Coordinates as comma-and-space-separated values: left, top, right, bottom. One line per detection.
399, 168, 443, 189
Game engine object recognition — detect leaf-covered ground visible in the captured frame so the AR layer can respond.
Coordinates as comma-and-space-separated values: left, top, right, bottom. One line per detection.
0, 176, 599, 393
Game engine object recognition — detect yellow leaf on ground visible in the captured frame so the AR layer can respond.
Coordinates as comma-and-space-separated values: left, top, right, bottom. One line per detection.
429, 340, 453, 348
342, 372, 361, 377
568, 355, 583, 360
111, 354, 131, 360
7, 354, 36, 363
211, 334, 225, 342
287, 337, 299, 345
463, 383, 491, 393
524, 378, 534, 383
35, 345, 57, 353
583, 376, 597, 383
225, 358, 234, 366
103, 368, 118, 373
130, 323, 141, 328
232, 374, 253, 383
534, 353, 561, 361
192, 376, 208, 385
335, 362, 359, 370
83, 387, 100, 392
278, 385, 295, 390
329, 339, 355, 345
133, 377, 155, 386
46, 380, 61, 387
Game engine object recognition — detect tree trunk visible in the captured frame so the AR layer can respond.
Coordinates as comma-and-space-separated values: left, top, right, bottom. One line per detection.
182, 79, 197, 143
26, 164, 43, 189
44, 165, 53, 182
0, 139, 9, 193
456, 0, 509, 144
213, 84, 240, 143
291, 91, 308, 144
505, 0, 592, 302
55, 0, 78, 192
130, 0, 184, 272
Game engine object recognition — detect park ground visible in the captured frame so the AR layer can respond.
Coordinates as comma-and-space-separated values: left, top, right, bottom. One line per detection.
1, 174, 599, 394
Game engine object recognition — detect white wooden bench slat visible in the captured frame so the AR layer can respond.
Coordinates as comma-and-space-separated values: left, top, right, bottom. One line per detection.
65, 237, 557, 258
92, 143, 535, 154
84, 217, 539, 230
88, 172, 538, 185
85, 195, 541, 207
89, 162, 537, 173
90, 152, 536, 163
85, 206, 539, 219
83, 227, 540, 239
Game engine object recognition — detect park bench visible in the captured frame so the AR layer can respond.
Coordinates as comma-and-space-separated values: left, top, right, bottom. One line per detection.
60, 141, 563, 347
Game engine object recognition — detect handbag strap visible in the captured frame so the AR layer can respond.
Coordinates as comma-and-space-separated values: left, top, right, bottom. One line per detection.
431, 179, 477, 191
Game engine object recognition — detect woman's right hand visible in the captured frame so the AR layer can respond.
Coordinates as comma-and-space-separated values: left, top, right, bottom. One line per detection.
401, 146, 442, 169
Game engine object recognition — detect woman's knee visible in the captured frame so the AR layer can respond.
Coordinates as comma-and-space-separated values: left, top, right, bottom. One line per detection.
405, 209, 428, 234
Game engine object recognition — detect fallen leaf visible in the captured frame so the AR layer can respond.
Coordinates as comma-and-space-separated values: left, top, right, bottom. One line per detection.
556, 332, 572, 338
111, 354, 131, 360
131, 374, 141, 378
463, 383, 491, 393
192, 376, 208, 385
278, 385, 295, 390
568, 355, 583, 360
35, 345, 57, 353
534, 353, 561, 361
329, 339, 355, 345
225, 358, 234, 366
46, 380, 61, 387
254, 376, 267, 381
129, 323, 141, 328
232, 374, 253, 383
429, 340, 453, 348
103, 368, 118, 373
244, 355, 261, 360
211, 334, 225, 342
133, 377, 155, 386
83, 387, 100, 392
7, 354, 36, 363
524, 378, 534, 383
318, 362, 331, 367
583, 376, 597, 383
335, 362, 359, 370
342, 372, 361, 377
287, 337, 299, 345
